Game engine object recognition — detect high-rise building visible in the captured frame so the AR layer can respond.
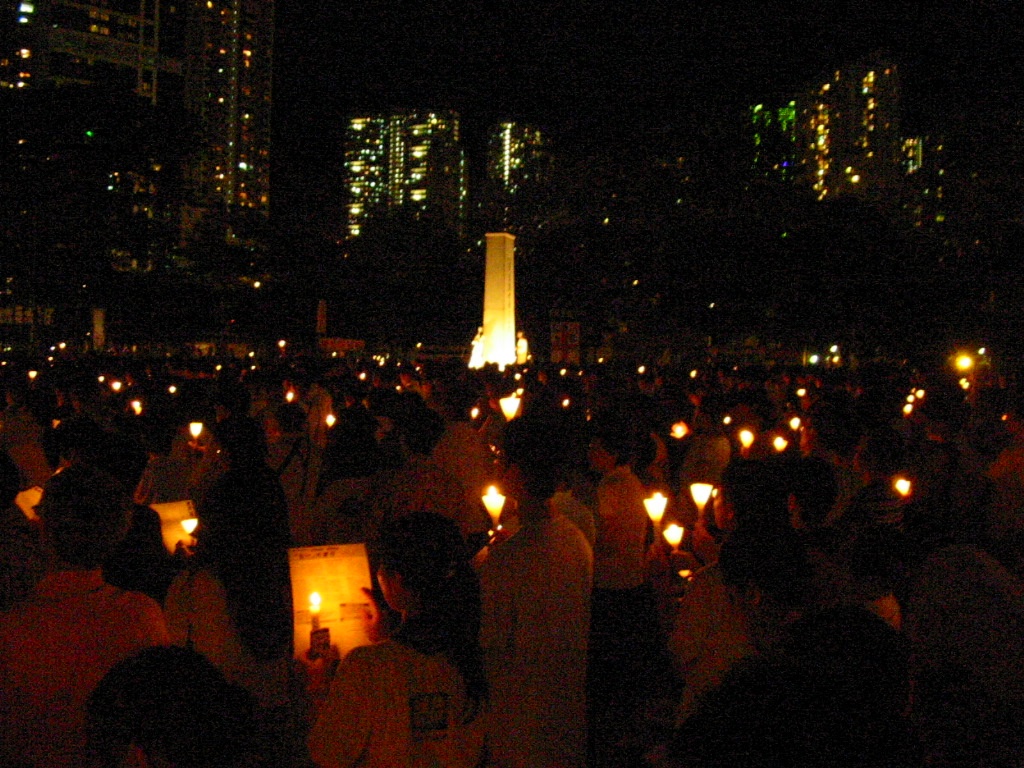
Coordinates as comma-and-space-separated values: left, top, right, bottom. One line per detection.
488, 122, 548, 196
343, 111, 467, 239
798, 58, 902, 200
0, 0, 184, 101
750, 100, 799, 182
181, 0, 273, 245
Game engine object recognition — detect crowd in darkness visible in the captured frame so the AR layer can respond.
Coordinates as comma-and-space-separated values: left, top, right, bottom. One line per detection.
1, 353, 1023, 767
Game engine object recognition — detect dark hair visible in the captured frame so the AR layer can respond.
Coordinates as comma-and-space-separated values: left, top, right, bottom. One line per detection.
87, 646, 259, 768
0, 450, 20, 505
788, 456, 839, 530
376, 512, 487, 717
719, 524, 813, 610
38, 463, 131, 568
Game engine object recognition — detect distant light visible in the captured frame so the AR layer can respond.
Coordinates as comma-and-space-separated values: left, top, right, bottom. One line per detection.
959, 378, 971, 390
27, 370, 38, 380
978, 347, 986, 355
253, 281, 261, 288
789, 416, 802, 431
809, 355, 820, 365
559, 368, 567, 376
168, 385, 178, 394
671, 421, 690, 440
773, 436, 789, 452
796, 388, 807, 398
278, 339, 287, 349
829, 345, 838, 353
739, 429, 755, 449
955, 354, 974, 372
637, 365, 646, 375
690, 369, 698, 379
325, 413, 336, 428
110, 380, 122, 393
130, 400, 143, 416
903, 403, 914, 416
470, 406, 480, 420
562, 398, 571, 408
723, 415, 733, 425
894, 477, 912, 497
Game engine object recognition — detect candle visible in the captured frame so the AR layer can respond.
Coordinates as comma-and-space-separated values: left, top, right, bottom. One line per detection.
663, 523, 685, 553
894, 477, 912, 498
788, 416, 801, 431
482, 486, 506, 531
189, 422, 204, 439
325, 413, 337, 428
644, 492, 668, 529
130, 400, 143, 416
738, 429, 755, 453
671, 421, 690, 439
690, 483, 714, 516
773, 435, 788, 452
499, 394, 521, 421
309, 591, 322, 630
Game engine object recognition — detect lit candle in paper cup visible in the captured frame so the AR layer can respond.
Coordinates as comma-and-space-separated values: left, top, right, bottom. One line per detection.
690, 483, 714, 513
773, 435, 788, 452
309, 591, 322, 630
788, 416, 801, 431
189, 422, 204, 440
130, 400, 143, 416
644, 492, 668, 531
499, 394, 521, 421
738, 429, 755, 456
894, 477, 912, 498
482, 486, 506, 531
110, 380, 123, 393
27, 370, 38, 381
325, 413, 337, 428
671, 421, 690, 439
663, 523, 685, 554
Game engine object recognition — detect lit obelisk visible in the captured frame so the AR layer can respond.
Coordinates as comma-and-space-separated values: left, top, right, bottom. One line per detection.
476, 232, 518, 369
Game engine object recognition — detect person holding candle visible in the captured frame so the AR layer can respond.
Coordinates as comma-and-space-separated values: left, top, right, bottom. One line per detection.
478, 415, 593, 768
0, 463, 170, 768
586, 414, 667, 768
309, 511, 487, 768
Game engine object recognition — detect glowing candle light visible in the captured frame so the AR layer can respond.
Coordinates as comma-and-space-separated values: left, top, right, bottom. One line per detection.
130, 400, 143, 416
773, 435, 789, 452
644, 492, 668, 529
189, 422, 204, 439
482, 486, 506, 530
915, 389, 926, 399
671, 421, 690, 439
903, 403, 914, 416
110, 380, 123, 393
788, 416, 801, 431
309, 591, 322, 630
690, 483, 714, 515
663, 523, 684, 553
562, 397, 571, 408
181, 517, 199, 535
470, 406, 480, 420
325, 413, 336, 428
168, 385, 178, 394
894, 477, 912, 497
955, 354, 974, 372
499, 394, 521, 421
796, 388, 807, 398
285, 390, 296, 403
723, 415, 733, 425
739, 429, 755, 455
27, 370, 37, 381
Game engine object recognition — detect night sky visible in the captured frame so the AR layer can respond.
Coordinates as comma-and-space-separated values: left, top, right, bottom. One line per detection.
272, 0, 1023, 233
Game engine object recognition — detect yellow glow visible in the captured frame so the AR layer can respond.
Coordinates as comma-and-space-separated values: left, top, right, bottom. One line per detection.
959, 378, 971, 390
644, 492, 668, 525
723, 415, 733, 425
894, 477, 912, 497
637, 365, 646, 375
773, 436, 788, 452
189, 422, 204, 439
168, 385, 178, 394
285, 390, 296, 403
181, 518, 199, 535
562, 398, 571, 408
470, 406, 480, 420
739, 429, 755, 449
110, 380, 122, 392
130, 400, 143, 416
278, 339, 287, 349
906, 394, 915, 403
671, 421, 690, 440
796, 388, 807, 398
690, 369, 698, 379
309, 592, 322, 614
559, 368, 567, 376
955, 354, 974, 372
851, 174, 861, 183
482, 486, 506, 528
663, 523, 685, 551
690, 483, 714, 514
499, 394, 521, 420
325, 413, 336, 428
916, 389, 925, 399
788, 416, 801, 431
903, 403, 914, 416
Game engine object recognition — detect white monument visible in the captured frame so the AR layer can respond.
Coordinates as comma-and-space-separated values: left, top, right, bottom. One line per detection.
470, 232, 517, 369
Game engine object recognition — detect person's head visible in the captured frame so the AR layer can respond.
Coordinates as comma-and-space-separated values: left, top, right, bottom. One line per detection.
38, 463, 131, 568
211, 416, 267, 469
588, 415, 637, 473
0, 450, 20, 506
719, 524, 813, 648
504, 415, 565, 509
375, 512, 486, 710
787, 456, 840, 531
87, 646, 259, 768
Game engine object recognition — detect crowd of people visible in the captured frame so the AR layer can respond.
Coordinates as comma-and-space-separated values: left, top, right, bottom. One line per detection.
1, 352, 1023, 767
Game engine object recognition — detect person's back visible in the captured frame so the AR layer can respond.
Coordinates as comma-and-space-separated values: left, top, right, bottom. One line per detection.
0, 464, 169, 768
479, 513, 593, 768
